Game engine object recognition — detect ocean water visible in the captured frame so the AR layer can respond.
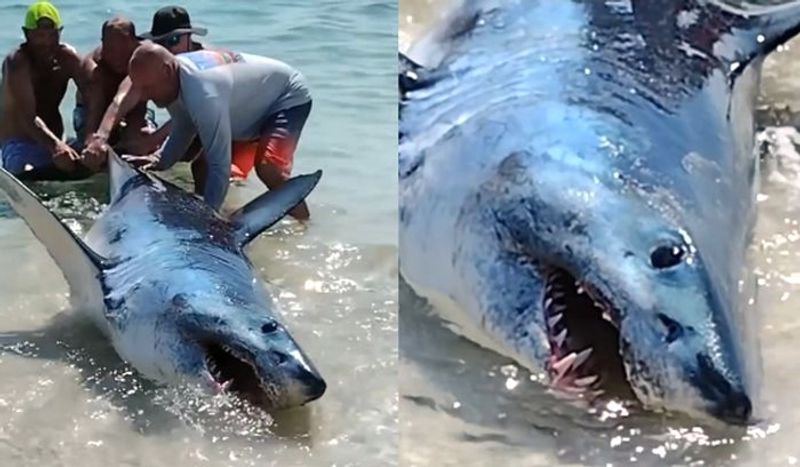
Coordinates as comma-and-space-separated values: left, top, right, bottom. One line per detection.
0, 1, 398, 466
400, 1, 800, 466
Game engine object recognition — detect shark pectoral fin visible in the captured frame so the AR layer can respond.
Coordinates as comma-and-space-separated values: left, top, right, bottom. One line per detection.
229, 169, 322, 247
0, 167, 106, 302
108, 149, 141, 203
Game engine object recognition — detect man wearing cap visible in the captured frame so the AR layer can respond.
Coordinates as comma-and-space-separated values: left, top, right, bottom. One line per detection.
0, 1, 93, 179
142, 5, 209, 55
82, 6, 210, 169
124, 43, 313, 218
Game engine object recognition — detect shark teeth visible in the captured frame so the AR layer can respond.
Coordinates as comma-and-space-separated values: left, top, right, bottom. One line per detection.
552, 352, 578, 373
547, 313, 563, 328
573, 347, 593, 368
554, 328, 568, 348
602, 310, 613, 322
574, 375, 599, 387
551, 347, 593, 383
553, 347, 592, 373
206, 344, 273, 398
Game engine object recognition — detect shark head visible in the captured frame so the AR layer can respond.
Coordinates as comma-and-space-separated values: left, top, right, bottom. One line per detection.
140, 292, 326, 410
459, 150, 754, 423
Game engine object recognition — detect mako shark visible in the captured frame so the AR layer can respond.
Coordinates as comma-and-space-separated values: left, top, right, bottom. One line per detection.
0, 153, 326, 410
399, 0, 800, 423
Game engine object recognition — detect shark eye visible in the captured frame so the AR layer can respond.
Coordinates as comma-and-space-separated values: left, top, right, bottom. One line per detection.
650, 244, 685, 269
261, 322, 278, 334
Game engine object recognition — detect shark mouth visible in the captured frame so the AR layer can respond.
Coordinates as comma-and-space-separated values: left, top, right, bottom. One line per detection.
204, 342, 273, 408
542, 266, 633, 399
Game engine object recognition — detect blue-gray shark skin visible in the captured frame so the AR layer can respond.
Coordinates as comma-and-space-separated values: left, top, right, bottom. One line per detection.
399, 0, 800, 423
0, 153, 326, 411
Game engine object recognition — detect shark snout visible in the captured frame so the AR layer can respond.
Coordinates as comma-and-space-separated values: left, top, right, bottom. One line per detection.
693, 354, 752, 423
290, 363, 327, 405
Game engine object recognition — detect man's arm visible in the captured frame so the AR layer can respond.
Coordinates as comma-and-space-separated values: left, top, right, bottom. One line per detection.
80, 76, 144, 169
118, 118, 174, 155
154, 112, 197, 170
93, 76, 141, 141
76, 52, 108, 143
191, 100, 232, 210
64, 45, 93, 105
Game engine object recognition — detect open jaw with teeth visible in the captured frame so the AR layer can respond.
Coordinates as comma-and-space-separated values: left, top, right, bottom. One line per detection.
203, 342, 273, 408
542, 267, 633, 400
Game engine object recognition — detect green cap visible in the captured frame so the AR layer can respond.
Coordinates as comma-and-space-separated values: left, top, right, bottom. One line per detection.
24, 2, 62, 30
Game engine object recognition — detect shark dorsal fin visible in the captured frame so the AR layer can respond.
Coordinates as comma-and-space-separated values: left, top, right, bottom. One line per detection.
229, 170, 322, 248
108, 149, 141, 203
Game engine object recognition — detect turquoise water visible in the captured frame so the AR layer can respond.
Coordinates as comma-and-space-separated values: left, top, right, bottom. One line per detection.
0, 1, 397, 466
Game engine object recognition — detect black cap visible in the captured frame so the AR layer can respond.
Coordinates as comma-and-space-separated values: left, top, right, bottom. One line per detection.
140, 6, 207, 41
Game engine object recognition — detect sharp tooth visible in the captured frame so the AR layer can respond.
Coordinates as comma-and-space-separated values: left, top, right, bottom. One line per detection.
544, 298, 553, 309
574, 375, 599, 387
562, 385, 586, 394
577, 286, 585, 294
552, 352, 577, 373
554, 328, 568, 347
573, 348, 593, 368
602, 311, 613, 322
547, 313, 563, 328
220, 379, 233, 391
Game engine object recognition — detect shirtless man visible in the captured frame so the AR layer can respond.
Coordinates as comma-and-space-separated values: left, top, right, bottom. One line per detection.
81, 5, 209, 168
124, 43, 313, 217
0, 1, 92, 179
78, 17, 157, 161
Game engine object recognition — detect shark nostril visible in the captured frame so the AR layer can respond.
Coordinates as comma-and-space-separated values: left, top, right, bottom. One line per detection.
657, 314, 683, 343
261, 322, 278, 333
272, 351, 288, 365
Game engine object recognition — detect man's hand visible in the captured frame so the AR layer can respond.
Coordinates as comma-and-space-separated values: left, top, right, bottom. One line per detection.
117, 126, 163, 156
122, 152, 161, 171
52, 141, 80, 172
81, 133, 109, 171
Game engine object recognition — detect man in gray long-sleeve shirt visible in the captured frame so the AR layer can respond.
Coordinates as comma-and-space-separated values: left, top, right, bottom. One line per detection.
126, 43, 312, 217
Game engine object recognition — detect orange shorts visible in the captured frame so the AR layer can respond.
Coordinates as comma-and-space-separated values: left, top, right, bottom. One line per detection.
230, 137, 297, 180
229, 102, 311, 180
